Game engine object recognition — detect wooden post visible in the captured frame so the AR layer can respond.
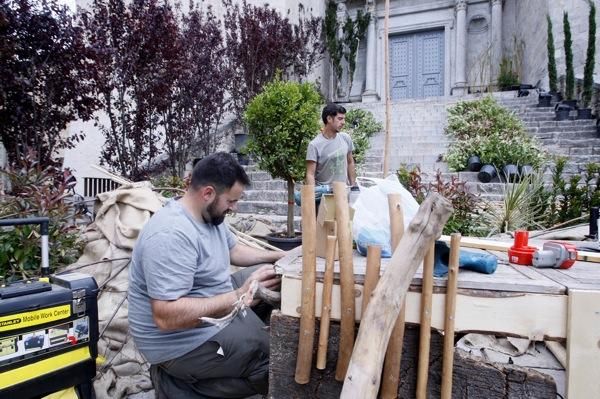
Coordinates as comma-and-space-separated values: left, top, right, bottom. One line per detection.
341, 193, 453, 399
441, 233, 461, 399
382, 0, 391, 176
380, 194, 405, 398
416, 242, 435, 399
362, 246, 382, 316
316, 235, 337, 370
333, 182, 356, 381
295, 185, 317, 384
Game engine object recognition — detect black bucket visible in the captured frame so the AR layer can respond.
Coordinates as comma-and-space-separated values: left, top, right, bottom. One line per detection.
467, 155, 482, 172
478, 164, 497, 183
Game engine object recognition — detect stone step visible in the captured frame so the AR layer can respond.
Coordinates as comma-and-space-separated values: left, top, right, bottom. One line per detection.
230, 212, 302, 232
236, 200, 300, 217
242, 190, 288, 202
250, 180, 288, 191
523, 119, 595, 128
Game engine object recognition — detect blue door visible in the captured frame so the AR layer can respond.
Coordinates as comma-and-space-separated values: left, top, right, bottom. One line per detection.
389, 29, 444, 99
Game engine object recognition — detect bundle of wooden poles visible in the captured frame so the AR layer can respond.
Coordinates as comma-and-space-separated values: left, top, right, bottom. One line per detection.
294, 182, 457, 398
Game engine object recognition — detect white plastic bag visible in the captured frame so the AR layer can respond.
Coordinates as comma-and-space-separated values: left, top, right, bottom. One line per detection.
351, 175, 419, 257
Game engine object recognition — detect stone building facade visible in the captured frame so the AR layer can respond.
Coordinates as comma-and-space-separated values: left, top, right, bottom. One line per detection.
333, 0, 599, 103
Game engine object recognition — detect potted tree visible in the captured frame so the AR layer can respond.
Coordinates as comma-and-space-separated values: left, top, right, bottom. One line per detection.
245, 78, 322, 248
579, 1, 596, 120
545, 15, 562, 104
561, 12, 577, 110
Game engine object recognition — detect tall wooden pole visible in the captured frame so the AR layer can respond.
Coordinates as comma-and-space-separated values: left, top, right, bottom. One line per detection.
441, 233, 461, 398
416, 242, 435, 399
380, 194, 405, 398
382, 0, 391, 176
295, 185, 317, 384
316, 235, 337, 370
333, 182, 356, 381
362, 245, 382, 316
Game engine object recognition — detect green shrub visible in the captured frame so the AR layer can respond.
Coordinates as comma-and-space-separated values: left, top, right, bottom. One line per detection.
582, 2, 596, 108
245, 78, 322, 236
497, 57, 519, 89
345, 108, 382, 166
564, 12, 575, 100
444, 96, 546, 171
0, 151, 85, 282
547, 15, 558, 93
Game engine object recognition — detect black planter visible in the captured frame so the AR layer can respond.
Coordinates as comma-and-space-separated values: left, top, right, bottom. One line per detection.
502, 164, 519, 182
234, 133, 248, 153
478, 164, 497, 183
561, 99, 578, 109
555, 104, 571, 121
597, 119, 600, 136
520, 165, 534, 178
549, 91, 562, 103
236, 153, 250, 165
577, 108, 593, 120
467, 155, 482, 172
538, 93, 552, 107
267, 233, 302, 251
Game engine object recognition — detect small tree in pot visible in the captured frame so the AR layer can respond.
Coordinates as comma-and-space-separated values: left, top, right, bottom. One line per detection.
563, 12, 576, 106
245, 78, 322, 238
580, 1, 596, 119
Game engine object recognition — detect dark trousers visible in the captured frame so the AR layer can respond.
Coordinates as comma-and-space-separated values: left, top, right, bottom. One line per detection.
150, 266, 270, 399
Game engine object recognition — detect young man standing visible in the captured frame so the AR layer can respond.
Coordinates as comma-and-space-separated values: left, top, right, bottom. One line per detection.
305, 104, 357, 188
128, 152, 286, 398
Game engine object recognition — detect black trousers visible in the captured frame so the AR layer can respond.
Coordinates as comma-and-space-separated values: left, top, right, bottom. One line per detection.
150, 266, 270, 399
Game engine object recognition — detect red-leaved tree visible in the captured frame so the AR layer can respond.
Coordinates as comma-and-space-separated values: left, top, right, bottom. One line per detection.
0, 0, 98, 167
223, 0, 323, 126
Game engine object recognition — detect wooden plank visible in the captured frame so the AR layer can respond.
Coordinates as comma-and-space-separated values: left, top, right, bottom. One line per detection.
283, 255, 566, 295
438, 235, 600, 263
535, 261, 600, 291
566, 289, 600, 399
281, 275, 567, 339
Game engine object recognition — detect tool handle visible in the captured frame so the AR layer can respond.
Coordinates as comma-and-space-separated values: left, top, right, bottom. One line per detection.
0, 217, 50, 276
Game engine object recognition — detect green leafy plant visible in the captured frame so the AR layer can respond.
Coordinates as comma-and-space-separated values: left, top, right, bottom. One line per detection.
497, 57, 519, 90
396, 165, 482, 236
547, 15, 558, 93
151, 174, 188, 198
482, 169, 548, 235
582, 1, 596, 108
345, 109, 382, 166
563, 12, 575, 100
0, 151, 85, 283
444, 96, 546, 171
245, 78, 322, 237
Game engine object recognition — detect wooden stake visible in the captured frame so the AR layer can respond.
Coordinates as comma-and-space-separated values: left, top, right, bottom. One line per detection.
382, 0, 391, 176
416, 242, 435, 399
295, 185, 317, 384
362, 246, 381, 316
333, 182, 356, 381
316, 235, 337, 370
380, 194, 405, 398
441, 233, 461, 399
341, 193, 453, 399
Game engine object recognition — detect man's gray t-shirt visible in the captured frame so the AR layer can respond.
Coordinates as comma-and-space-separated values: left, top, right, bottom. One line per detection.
306, 132, 354, 186
128, 200, 236, 364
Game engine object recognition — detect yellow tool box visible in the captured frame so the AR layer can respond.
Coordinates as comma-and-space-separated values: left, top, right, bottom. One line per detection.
0, 217, 98, 399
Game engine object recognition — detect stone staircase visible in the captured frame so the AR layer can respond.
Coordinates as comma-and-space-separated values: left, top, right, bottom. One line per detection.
235, 92, 599, 225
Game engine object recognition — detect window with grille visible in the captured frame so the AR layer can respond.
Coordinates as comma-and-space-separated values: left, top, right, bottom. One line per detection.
83, 177, 120, 197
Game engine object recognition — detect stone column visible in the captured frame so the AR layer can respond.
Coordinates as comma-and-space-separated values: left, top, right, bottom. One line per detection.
490, 0, 503, 83
362, 0, 379, 102
453, 0, 468, 95
335, 0, 349, 100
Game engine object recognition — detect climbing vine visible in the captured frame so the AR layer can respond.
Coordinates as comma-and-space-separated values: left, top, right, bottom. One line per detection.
323, 1, 370, 93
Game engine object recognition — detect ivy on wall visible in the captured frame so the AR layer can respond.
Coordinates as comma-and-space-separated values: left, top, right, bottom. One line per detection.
323, 1, 370, 93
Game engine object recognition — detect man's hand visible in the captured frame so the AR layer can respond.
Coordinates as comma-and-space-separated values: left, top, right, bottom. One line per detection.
237, 264, 281, 306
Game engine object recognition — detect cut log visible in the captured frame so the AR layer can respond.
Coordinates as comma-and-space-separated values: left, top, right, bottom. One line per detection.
333, 182, 355, 381
341, 193, 454, 399
269, 313, 557, 398
362, 246, 381, 315
316, 235, 337, 370
295, 184, 317, 384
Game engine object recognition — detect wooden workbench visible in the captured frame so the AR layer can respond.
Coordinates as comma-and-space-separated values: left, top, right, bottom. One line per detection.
272, 242, 600, 398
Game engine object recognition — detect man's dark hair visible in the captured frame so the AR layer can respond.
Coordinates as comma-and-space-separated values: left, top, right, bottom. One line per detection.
190, 152, 250, 192
321, 103, 347, 124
